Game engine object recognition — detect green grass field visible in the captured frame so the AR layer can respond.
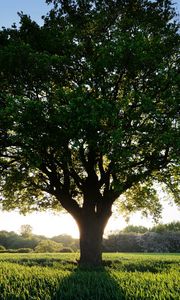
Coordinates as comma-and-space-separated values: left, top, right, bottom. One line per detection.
0, 253, 179, 299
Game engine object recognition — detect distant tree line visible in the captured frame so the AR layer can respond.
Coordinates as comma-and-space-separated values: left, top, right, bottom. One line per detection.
0, 225, 79, 253
103, 222, 180, 253
0, 222, 179, 253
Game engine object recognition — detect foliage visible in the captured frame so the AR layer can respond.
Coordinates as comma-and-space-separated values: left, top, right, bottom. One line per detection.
20, 224, 33, 238
1, 221, 180, 253
0, 230, 40, 250
0, 245, 6, 251
34, 239, 63, 252
105, 222, 180, 253
0, 0, 179, 222
0, 253, 179, 299
0, 1, 179, 265
0, 248, 33, 253
52, 234, 79, 251
15, 248, 33, 253
59, 247, 73, 253
0, 229, 78, 252
139, 231, 180, 253
122, 225, 148, 233
104, 233, 141, 252
52, 234, 74, 245
151, 221, 180, 233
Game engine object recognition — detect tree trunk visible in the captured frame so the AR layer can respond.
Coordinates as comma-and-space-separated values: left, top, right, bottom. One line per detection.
58, 190, 113, 267
77, 214, 109, 267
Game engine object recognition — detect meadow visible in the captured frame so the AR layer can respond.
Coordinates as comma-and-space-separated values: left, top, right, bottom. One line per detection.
0, 253, 179, 300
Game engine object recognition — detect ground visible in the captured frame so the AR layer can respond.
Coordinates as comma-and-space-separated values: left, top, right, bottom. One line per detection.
0, 253, 179, 299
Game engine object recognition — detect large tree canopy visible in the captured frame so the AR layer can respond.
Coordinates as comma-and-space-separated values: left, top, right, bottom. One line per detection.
0, 0, 179, 265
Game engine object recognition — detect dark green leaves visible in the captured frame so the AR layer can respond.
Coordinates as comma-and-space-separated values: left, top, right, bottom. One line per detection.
0, 0, 179, 217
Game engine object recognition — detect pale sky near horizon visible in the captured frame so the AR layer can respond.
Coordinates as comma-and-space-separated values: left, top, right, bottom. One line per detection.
0, 196, 179, 238
0, 1, 179, 237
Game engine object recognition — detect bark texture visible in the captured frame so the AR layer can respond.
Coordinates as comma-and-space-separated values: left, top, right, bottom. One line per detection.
77, 211, 111, 266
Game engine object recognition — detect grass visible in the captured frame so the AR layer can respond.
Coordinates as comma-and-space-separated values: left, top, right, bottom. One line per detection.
0, 253, 179, 299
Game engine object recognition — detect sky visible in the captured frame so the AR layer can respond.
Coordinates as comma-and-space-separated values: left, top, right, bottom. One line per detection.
0, 192, 179, 238
0, 0, 51, 28
0, 0, 179, 28
0, 0, 179, 237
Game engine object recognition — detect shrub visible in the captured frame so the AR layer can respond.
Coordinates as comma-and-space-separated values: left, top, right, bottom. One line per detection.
35, 240, 63, 253
16, 248, 33, 253
0, 245, 6, 252
139, 231, 180, 253
59, 247, 73, 253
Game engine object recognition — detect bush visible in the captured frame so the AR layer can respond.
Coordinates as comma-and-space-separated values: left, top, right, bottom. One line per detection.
6, 249, 17, 253
103, 233, 142, 252
59, 247, 73, 253
0, 245, 6, 251
35, 240, 63, 253
16, 248, 33, 253
139, 231, 180, 253
0, 248, 33, 253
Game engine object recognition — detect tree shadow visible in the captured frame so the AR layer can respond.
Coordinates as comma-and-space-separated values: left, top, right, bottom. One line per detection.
103, 259, 176, 273
55, 266, 125, 300
8, 257, 176, 274
53, 259, 177, 299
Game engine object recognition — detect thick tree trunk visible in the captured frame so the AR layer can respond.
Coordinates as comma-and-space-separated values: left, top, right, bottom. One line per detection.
77, 213, 110, 267
79, 223, 102, 266
58, 189, 112, 267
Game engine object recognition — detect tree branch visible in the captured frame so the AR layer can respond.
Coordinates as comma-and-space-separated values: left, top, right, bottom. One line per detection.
69, 167, 85, 191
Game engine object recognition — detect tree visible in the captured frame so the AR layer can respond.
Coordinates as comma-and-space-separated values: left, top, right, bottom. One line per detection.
52, 234, 74, 246
0, 230, 39, 250
104, 228, 180, 253
139, 231, 180, 253
0, 0, 179, 266
122, 225, 148, 234
151, 221, 180, 233
103, 232, 142, 252
20, 224, 33, 238
34, 240, 62, 252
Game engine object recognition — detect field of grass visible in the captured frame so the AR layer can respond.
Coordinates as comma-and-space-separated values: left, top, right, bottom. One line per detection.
0, 253, 179, 299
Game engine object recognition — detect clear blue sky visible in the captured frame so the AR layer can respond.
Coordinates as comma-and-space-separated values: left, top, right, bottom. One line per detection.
0, 0, 179, 28
0, 0, 51, 28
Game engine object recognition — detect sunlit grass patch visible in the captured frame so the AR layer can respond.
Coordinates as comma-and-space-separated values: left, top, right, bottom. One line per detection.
0, 253, 179, 299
